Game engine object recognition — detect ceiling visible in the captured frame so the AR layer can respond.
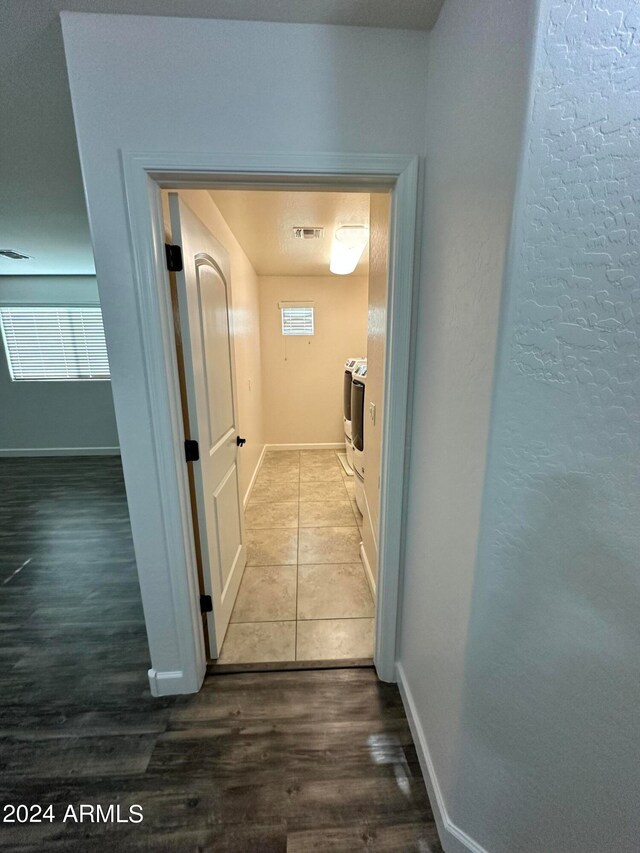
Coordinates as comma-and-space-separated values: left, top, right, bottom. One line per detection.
209, 190, 374, 276
0, 1, 443, 277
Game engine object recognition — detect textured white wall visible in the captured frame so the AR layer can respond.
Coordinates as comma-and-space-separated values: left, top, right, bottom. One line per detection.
61, 13, 428, 683
61, 7, 640, 847
0, 276, 119, 453
399, 0, 537, 839
450, 2, 640, 850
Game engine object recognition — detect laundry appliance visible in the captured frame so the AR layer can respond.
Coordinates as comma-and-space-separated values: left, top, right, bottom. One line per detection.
343, 357, 366, 470
350, 361, 368, 516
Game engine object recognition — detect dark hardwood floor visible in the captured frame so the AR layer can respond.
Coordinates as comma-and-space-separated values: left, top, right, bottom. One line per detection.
0, 457, 442, 852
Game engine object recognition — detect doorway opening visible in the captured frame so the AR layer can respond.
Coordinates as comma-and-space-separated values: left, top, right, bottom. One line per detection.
121, 152, 417, 695
163, 188, 390, 670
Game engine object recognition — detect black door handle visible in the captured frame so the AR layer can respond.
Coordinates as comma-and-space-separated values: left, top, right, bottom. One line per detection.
236, 436, 246, 447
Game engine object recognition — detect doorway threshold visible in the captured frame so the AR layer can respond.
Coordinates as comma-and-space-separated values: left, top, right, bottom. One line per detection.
208, 658, 374, 676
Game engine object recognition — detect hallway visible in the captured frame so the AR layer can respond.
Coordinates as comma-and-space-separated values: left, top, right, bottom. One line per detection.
219, 449, 375, 665
0, 457, 440, 852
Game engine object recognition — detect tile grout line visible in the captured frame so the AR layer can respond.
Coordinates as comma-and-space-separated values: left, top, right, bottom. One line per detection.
231, 616, 374, 625
246, 521, 359, 531
241, 451, 369, 664
247, 561, 364, 568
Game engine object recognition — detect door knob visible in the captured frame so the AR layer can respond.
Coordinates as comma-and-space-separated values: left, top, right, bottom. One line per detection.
236, 436, 246, 447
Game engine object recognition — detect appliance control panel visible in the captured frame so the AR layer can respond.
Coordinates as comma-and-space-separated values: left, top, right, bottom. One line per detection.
345, 357, 365, 369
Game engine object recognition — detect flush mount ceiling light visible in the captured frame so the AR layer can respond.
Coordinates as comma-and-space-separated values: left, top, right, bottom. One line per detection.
329, 225, 369, 275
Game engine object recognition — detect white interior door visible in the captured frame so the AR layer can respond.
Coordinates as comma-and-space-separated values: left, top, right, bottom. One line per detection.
169, 193, 246, 658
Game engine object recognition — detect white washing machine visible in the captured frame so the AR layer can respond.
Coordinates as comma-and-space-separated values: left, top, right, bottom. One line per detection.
343, 357, 366, 470
350, 362, 368, 516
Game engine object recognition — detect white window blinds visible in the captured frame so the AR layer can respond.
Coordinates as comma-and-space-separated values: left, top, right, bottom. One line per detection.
0, 307, 111, 381
280, 305, 314, 336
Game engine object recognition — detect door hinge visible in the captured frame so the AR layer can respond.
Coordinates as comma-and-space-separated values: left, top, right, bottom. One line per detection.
200, 594, 213, 614
165, 243, 183, 272
184, 439, 199, 462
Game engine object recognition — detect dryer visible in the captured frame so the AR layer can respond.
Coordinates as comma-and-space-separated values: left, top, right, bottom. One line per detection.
350, 361, 368, 516
343, 357, 366, 470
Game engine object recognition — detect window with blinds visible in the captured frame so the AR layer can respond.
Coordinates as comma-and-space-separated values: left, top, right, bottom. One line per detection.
0, 306, 111, 381
281, 305, 314, 336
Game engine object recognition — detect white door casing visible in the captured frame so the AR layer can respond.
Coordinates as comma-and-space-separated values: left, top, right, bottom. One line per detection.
169, 193, 246, 657
117, 152, 418, 695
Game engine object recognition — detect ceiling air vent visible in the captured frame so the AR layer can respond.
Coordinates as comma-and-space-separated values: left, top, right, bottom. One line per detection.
0, 250, 31, 260
293, 227, 324, 240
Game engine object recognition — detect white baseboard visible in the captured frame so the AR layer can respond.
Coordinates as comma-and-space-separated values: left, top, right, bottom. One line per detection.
148, 667, 203, 696
396, 663, 489, 853
0, 446, 121, 457
360, 542, 376, 598
363, 490, 378, 553
265, 442, 343, 451
243, 444, 267, 509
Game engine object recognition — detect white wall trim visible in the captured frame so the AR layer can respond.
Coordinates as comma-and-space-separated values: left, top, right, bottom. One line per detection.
243, 443, 267, 508
147, 668, 193, 697
360, 541, 376, 598
0, 447, 120, 457
373, 155, 420, 682
121, 155, 210, 700
396, 663, 490, 853
362, 488, 379, 552
265, 442, 344, 451
119, 150, 420, 694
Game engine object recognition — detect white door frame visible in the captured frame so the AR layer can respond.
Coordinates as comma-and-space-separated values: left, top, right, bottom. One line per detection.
120, 151, 419, 692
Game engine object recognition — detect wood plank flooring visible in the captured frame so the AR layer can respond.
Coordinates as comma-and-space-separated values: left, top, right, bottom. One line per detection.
0, 457, 443, 852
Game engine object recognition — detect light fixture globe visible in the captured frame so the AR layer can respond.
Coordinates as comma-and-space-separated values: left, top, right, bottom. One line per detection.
329, 225, 369, 275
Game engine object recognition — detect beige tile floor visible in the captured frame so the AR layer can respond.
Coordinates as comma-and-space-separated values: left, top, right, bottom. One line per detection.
218, 449, 375, 664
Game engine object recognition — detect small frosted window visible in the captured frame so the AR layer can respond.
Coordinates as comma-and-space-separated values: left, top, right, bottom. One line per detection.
281, 306, 314, 336
0, 306, 111, 381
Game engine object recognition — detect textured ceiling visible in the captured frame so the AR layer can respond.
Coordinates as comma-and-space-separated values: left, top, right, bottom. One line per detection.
0, 1, 443, 276
210, 190, 375, 276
